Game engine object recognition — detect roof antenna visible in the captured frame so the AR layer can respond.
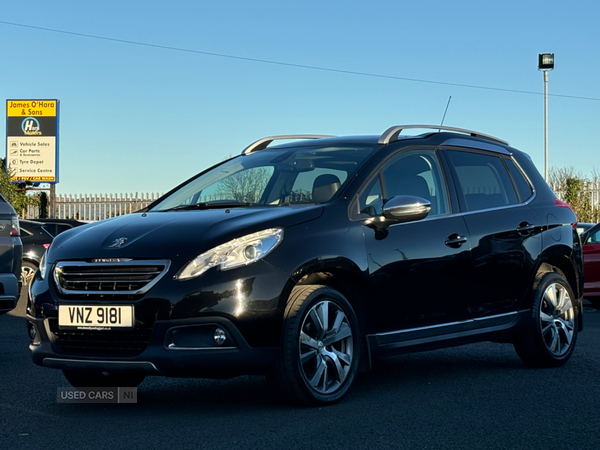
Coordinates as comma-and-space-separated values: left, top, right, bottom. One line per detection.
439, 95, 452, 130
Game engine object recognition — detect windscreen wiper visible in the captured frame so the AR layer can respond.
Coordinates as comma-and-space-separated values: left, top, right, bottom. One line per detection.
164, 201, 254, 211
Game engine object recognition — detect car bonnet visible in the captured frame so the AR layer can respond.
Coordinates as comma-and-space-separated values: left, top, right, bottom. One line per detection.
46, 205, 323, 263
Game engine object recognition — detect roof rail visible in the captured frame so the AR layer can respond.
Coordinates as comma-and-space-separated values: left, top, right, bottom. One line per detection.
378, 125, 509, 146
242, 135, 333, 155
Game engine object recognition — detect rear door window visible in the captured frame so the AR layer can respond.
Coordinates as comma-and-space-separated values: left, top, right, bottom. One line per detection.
445, 150, 519, 212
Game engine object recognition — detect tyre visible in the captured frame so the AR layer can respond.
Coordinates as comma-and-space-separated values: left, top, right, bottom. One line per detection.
270, 285, 360, 406
514, 272, 578, 368
62, 370, 146, 388
21, 261, 38, 286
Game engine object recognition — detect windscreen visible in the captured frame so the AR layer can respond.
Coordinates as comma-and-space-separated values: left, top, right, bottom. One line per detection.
151, 144, 377, 211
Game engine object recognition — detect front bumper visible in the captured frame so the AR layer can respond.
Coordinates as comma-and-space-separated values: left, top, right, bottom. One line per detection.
27, 254, 291, 375
28, 314, 278, 377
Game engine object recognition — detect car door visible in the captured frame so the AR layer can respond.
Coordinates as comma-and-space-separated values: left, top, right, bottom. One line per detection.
441, 148, 542, 321
582, 224, 600, 297
359, 149, 473, 338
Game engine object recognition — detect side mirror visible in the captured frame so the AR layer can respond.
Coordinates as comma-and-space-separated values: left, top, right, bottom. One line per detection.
364, 195, 431, 231
383, 195, 431, 222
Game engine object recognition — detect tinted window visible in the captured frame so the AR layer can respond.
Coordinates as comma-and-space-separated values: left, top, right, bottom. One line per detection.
585, 227, 600, 244
151, 145, 377, 211
195, 166, 275, 204
505, 158, 533, 202
359, 149, 449, 217
41, 223, 73, 237
290, 168, 348, 203
361, 175, 384, 217
446, 150, 519, 212
19, 222, 52, 239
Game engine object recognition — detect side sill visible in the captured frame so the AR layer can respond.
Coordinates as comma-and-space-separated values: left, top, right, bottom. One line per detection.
367, 311, 528, 357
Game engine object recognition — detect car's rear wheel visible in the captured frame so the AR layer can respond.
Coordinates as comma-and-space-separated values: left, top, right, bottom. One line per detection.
514, 271, 578, 367
62, 370, 146, 388
269, 285, 360, 406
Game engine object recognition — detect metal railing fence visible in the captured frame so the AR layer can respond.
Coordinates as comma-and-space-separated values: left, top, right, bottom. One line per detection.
25, 192, 162, 221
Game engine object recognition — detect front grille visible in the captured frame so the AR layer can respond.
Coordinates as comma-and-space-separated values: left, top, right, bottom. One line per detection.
49, 320, 153, 355
53, 259, 171, 298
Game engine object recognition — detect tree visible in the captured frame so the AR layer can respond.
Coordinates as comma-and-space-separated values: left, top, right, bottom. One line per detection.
0, 158, 40, 217
549, 166, 599, 223
212, 167, 272, 203
39, 192, 49, 219
548, 166, 579, 187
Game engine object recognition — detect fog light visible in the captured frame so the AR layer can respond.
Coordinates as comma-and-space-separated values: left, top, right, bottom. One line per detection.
213, 327, 227, 345
27, 323, 38, 343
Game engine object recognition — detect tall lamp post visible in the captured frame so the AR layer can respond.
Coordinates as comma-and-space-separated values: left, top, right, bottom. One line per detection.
538, 53, 554, 182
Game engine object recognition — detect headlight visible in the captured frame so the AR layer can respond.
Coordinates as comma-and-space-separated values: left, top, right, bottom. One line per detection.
39, 251, 48, 280
175, 228, 284, 280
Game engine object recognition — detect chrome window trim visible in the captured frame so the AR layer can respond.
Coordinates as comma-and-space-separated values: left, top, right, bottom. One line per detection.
441, 147, 536, 212
456, 190, 538, 217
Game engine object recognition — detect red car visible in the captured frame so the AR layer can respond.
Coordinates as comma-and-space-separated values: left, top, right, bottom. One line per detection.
582, 223, 600, 308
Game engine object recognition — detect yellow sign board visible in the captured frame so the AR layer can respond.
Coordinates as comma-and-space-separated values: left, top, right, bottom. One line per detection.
7, 100, 57, 117
6, 99, 59, 183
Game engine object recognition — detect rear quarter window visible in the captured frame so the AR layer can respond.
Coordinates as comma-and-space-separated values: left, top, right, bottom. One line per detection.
505, 158, 533, 202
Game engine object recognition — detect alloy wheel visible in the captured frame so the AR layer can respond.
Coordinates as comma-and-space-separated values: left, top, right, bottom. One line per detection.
298, 300, 354, 395
21, 263, 37, 285
539, 282, 575, 357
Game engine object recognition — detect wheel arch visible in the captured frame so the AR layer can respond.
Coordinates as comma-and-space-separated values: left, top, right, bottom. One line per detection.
533, 256, 583, 331
281, 257, 368, 304
278, 257, 372, 371
22, 257, 40, 266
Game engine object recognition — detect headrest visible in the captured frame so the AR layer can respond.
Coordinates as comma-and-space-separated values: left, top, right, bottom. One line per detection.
312, 174, 341, 203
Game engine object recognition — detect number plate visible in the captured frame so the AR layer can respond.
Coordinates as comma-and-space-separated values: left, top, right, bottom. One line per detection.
58, 305, 134, 329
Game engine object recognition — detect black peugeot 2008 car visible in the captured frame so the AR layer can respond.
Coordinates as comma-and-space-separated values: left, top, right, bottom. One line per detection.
27, 125, 583, 406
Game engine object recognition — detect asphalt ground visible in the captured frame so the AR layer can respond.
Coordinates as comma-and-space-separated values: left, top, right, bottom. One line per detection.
2, 290, 600, 450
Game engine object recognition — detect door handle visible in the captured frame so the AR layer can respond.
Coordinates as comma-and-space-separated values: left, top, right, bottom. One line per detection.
516, 222, 536, 234
445, 234, 467, 248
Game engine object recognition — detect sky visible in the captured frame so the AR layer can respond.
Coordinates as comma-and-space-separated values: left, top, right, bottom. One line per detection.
2, 0, 600, 196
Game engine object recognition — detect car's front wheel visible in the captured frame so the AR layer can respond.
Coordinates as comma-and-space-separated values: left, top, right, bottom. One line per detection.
21, 261, 38, 286
269, 285, 360, 406
514, 271, 578, 367
62, 370, 146, 388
